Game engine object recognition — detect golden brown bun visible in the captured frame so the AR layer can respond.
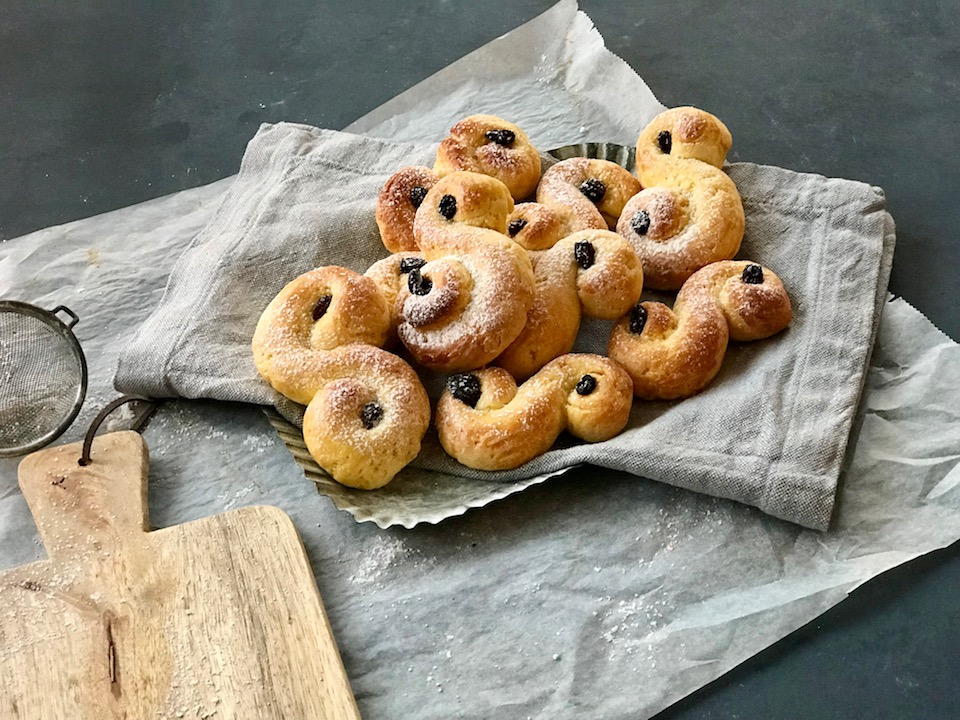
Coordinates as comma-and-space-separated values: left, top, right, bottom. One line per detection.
436, 354, 634, 471
375, 166, 439, 252
395, 171, 536, 372
252, 266, 391, 404
252, 266, 430, 489
617, 107, 745, 290
607, 261, 792, 400
538, 158, 641, 233
434, 115, 542, 201
300, 345, 431, 490
496, 229, 643, 380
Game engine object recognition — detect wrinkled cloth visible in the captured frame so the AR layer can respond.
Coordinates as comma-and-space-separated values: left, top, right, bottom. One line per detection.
115, 119, 892, 531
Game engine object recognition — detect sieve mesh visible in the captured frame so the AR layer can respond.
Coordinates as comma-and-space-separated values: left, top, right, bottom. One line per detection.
0, 304, 86, 455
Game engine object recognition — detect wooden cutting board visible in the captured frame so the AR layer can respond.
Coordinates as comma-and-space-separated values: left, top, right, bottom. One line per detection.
0, 431, 361, 720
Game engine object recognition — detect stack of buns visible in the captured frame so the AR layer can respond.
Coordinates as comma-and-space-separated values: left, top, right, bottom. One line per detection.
253, 109, 793, 489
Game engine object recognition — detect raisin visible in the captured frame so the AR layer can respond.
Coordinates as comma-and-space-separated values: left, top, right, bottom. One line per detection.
399, 256, 427, 274
742, 264, 764, 284
629, 303, 648, 334
485, 129, 516, 147
631, 210, 651, 236
409, 185, 428, 208
579, 178, 606, 203
360, 402, 384, 429
657, 130, 672, 155
575, 374, 597, 396
574, 240, 595, 269
407, 267, 433, 295
438, 194, 457, 220
312, 294, 333, 321
508, 218, 528, 237
447, 373, 482, 408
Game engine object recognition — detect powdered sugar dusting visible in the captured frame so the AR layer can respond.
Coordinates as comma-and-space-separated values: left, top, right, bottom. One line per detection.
396, 174, 535, 371
434, 115, 541, 200
348, 535, 426, 584
629, 112, 744, 289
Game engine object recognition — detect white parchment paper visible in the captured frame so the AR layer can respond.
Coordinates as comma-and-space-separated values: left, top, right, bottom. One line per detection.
2, 2, 959, 718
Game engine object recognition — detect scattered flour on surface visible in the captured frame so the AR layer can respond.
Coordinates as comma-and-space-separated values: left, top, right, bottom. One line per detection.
241, 433, 275, 453
215, 483, 258, 511
348, 535, 415, 584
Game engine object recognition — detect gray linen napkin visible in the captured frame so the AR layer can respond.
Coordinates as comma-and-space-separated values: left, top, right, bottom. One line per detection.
115, 121, 894, 530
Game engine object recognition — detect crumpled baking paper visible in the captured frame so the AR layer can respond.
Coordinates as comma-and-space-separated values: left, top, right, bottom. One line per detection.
2, 2, 959, 718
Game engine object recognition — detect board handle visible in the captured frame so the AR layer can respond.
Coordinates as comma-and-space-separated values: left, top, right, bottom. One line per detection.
18, 431, 151, 560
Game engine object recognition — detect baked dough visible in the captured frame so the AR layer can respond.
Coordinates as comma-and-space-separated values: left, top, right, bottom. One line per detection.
504, 201, 584, 251
434, 115, 542, 201
375, 166, 438, 253
607, 260, 792, 399
299, 344, 431, 490
252, 266, 430, 489
436, 354, 634, 471
364, 251, 426, 344
616, 107, 745, 290
252, 266, 392, 404
395, 171, 536, 372
538, 157, 641, 231
496, 229, 643, 380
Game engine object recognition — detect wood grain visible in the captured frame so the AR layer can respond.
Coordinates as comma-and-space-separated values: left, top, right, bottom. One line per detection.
0, 431, 361, 719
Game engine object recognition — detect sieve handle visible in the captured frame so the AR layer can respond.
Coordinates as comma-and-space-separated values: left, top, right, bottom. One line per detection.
51, 305, 80, 330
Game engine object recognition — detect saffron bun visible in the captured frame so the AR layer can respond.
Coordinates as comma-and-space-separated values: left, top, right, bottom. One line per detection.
436, 353, 634, 471
496, 229, 643, 380
504, 201, 584, 251
252, 266, 392, 404
434, 114, 542, 201
395, 171, 536, 372
537, 157, 641, 232
252, 266, 430, 489
616, 107, 745, 290
607, 260, 792, 400
299, 344, 431, 490
364, 252, 426, 343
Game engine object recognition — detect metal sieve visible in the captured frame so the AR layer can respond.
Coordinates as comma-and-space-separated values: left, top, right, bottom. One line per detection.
0, 301, 89, 458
